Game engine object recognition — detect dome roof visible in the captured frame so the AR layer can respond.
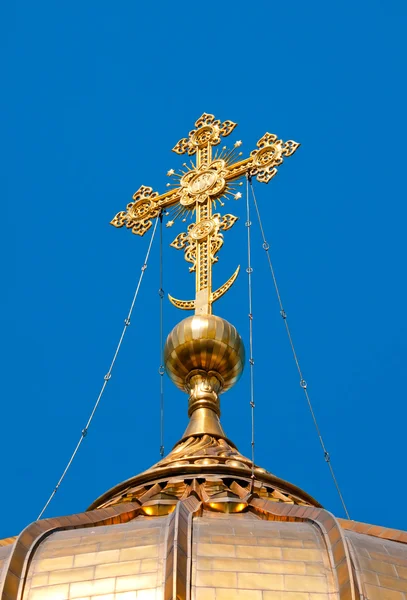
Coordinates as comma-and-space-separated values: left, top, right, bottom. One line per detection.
88, 434, 321, 512
1, 484, 407, 600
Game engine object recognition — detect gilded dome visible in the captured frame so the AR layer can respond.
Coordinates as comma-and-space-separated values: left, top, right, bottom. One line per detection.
164, 314, 245, 393
2, 485, 407, 600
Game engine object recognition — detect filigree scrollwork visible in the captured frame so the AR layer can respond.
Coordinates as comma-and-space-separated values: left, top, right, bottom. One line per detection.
219, 120, 237, 137
170, 213, 238, 277
170, 231, 189, 250
110, 185, 160, 237
218, 213, 238, 232
250, 133, 300, 184
172, 137, 190, 155
172, 114, 237, 156
210, 234, 224, 263
170, 228, 197, 272
195, 113, 219, 129
209, 213, 239, 263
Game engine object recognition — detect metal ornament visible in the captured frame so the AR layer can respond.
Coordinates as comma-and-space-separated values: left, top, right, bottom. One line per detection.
111, 113, 299, 314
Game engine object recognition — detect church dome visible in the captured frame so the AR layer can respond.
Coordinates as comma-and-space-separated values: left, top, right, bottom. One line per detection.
2, 428, 407, 600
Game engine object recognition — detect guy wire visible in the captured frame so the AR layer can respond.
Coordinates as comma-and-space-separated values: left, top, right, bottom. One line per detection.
246, 174, 256, 489
249, 180, 351, 520
159, 211, 165, 458
37, 217, 160, 520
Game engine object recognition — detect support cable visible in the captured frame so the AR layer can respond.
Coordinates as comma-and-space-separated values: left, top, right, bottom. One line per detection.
249, 180, 351, 520
245, 174, 256, 487
37, 217, 160, 520
158, 212, 165, 458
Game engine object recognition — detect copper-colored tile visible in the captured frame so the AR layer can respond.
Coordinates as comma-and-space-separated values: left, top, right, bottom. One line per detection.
95, 560, 141, 579
3, 570, 19, 598
396, 564, 407, 579
69, 577, 115, 598
196, 570, 237, 588
211, 558, 257, 572
198, 543, 236, 558
365, 583, 405, 600
258, 559, 307, 575
96, 539, 134, 552
378, 575, 407, 592
236, 546, 282, 560
37, 543, 100, 558
49, 566, 95, 584
195, 587, 216, 600
281, 548, 322, 562
120, 545, 158, 561
327, 525, 341, 546
263, 592, 309, 600
196, 557, 212, 570
35, 555, 74, 573
73, 550, 120, 568
29, 583, 69, 600
284, 574, 328, 592
360, 557, 397, 576
209, 535, 240, 545
237, 572, 284, 590
272, 538, 304, 548
136, 590, 158, 600
215, 589, 262, 600
332, 540, 345, 564
140, 558, 159, 573
305, 563, 326, 576
30, 572, 50, 588
115, 573, 157, 592
335, 559, 351, 586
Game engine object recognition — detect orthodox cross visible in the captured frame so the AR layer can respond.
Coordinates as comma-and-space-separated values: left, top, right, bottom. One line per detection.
111, 113, 299, 314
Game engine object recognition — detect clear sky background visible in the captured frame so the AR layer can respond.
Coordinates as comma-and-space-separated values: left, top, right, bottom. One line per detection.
2, 1, 407, 539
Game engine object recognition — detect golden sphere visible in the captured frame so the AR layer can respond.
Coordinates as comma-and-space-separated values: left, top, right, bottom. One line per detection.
164, 314, 245, 392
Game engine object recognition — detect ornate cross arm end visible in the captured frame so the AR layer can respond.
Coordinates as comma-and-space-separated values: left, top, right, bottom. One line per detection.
172, 113, 237, 156
249, 133, 300, 184
283, 139, 300, 157
110, 207, 154, 237
110, 211, 127, 229
110, 185, 161, 237
172, 137, 191, 155
217, 213, 239, 232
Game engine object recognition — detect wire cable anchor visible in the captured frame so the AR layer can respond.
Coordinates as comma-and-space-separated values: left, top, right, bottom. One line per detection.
246, 174, 256, 486
37, 216, 160, 521
249, 178, 351, 521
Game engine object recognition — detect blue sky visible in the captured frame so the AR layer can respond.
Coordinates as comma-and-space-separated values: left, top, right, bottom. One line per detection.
2, 1, 407, 538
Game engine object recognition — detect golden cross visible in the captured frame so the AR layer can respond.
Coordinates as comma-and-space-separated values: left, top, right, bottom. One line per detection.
111, 113, 299, 314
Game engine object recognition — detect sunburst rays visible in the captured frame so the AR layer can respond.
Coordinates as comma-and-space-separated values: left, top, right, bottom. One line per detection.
164, 141, 245, 228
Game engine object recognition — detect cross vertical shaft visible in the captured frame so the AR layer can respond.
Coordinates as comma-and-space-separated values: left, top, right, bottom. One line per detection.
195, 140, 213, 314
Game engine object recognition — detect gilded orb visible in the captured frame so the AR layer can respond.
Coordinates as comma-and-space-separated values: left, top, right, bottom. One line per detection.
164, 314, 245, 392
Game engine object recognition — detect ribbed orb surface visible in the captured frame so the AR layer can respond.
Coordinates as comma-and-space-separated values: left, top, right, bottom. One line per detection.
164, 314, 245, 392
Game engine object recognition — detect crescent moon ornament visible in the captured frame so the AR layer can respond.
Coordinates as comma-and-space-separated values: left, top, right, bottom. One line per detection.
168, 266, 240, 312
